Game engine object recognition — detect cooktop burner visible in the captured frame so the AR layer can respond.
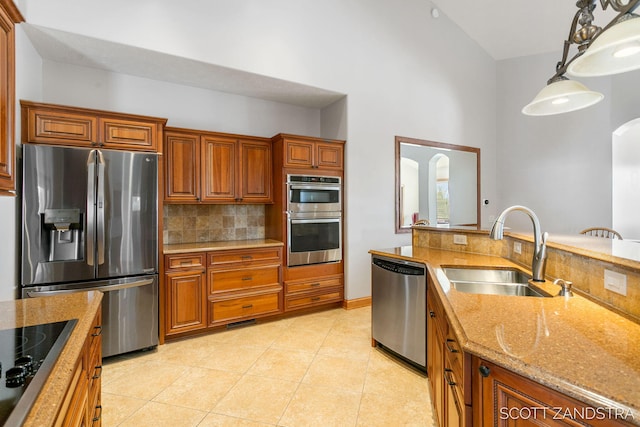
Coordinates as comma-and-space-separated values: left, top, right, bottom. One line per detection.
0, 319, 77, 426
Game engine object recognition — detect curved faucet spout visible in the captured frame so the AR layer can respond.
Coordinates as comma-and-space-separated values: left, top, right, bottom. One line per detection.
490, 205, 548, 282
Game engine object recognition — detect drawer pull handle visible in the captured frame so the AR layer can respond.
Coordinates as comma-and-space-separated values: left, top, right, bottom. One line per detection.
92, 405, 102, 423
445, 338, 459, 353
310, 282, 321, 287
242, 276, 253, 281
92, 325, 102, 337
241, 255, 253, 260
311, 296, 321, 302
242, 304, 253, 309
92, 365, 102, 379
444, 368, 456, 386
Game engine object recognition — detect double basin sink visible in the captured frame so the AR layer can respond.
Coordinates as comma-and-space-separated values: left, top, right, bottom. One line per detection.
442, 267, 552, 298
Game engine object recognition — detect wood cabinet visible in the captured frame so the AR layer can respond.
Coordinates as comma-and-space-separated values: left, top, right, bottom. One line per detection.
164, 128, 272, 204
207, 246, 282, 326
20, 101, 167, 152
284, 274, 343, 311
0, 0, 22, 195
472, 358, 635, 427
56, 310, 103, 427
163, 246, 283, 338
164, 253, 208, 336
427, 277, 470, 427
272, 133, 344, 171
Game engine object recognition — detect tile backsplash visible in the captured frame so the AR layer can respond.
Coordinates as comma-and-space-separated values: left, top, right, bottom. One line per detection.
163, 204, 265, 244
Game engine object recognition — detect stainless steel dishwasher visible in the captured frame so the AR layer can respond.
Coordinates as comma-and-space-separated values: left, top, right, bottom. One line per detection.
371, 254, 426, 368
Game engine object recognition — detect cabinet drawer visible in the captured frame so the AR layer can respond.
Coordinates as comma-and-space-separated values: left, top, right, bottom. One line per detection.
285, 276, 342, 295
285, 289, 342, 311
209, 266, 279, 293
444, 329, 464, 383
210, 292, 280, 323
29, 109, 97, 145
100, 118, 157, 150
208, 247, 281, 267
165, 253, 206, 270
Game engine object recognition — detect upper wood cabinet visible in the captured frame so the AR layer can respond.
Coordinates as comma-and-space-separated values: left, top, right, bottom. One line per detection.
164, 127, 272, 204
273, 133, 344, 171
21, 101, 167, 152
0, 0, 23, 195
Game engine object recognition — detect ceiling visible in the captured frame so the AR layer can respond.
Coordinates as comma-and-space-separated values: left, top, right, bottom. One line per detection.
22, 2, 621, 108
431, 0, 619, 60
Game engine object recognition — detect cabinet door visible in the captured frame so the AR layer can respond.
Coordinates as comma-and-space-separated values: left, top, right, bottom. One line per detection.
475, 359, 633, 427
164, 131, 201, 202
284, 139, 314, 168
202, 135, 236, 202
165, 269, 207, 335
100, 118, 157, 151
0, 4, 17, 194
238, 139, 272, 203
316, 142, 343, 170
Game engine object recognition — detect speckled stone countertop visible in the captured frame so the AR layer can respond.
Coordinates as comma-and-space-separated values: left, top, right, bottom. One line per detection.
370, 246, 640, 424
163, 238, 284, 254
0, 292, 103, 427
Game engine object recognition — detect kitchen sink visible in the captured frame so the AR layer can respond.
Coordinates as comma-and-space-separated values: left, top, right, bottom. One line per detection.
442, 267, 552, 298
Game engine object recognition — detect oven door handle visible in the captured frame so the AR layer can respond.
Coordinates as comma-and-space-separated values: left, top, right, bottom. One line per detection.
288, 184, 341, 191
290, 218, 341, 224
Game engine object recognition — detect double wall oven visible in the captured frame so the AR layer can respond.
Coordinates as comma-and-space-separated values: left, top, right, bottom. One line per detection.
287, 174, 342, 267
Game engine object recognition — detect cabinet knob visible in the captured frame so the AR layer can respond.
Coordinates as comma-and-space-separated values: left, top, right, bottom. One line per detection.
429, 310, 436, 318
479, 365, 491, 378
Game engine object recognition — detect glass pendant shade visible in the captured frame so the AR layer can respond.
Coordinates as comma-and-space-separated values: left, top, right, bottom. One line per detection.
522, 79, 604, 116
567, 15, 640, 77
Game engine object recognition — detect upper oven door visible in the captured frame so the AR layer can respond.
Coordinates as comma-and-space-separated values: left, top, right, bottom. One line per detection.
287, 182, 341, 214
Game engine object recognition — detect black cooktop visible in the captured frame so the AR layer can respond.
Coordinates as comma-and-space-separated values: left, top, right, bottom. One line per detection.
0, 319, 77, 426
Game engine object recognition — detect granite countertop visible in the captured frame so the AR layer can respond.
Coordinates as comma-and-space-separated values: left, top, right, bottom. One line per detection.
163, 238, 284, 254
370, 246, 640, 424
0, 292, 103, 427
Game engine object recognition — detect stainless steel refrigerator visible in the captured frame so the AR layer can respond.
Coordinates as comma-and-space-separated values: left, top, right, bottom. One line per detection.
21, 144, 159, 358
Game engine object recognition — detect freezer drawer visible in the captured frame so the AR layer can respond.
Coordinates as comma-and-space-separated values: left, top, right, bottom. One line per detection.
371, 255, 426, 368
23, 275, 159, 358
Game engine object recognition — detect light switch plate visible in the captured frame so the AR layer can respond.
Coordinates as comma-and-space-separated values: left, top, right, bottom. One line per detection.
453, 234, 467, 245
604, 269, 627, 296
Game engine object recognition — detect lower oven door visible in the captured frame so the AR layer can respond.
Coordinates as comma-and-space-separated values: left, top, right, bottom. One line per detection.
288, 216, 342, 266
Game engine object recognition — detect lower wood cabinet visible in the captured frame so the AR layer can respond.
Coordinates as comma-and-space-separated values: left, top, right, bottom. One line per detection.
164, 246, 284, 337
472, 358, 635, 427
56, 310, 103, 427
283, 267, 343, 312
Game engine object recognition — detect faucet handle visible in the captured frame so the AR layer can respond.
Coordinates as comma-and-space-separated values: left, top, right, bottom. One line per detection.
553, 278, 573, 297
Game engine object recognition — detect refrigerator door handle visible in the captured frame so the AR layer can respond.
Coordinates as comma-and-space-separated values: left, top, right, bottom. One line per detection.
96, 150, 106, 265
86, 150, 96, 267
24, 278, 155, 297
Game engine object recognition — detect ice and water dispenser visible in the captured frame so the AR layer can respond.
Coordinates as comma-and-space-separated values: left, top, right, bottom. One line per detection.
43, 209, 83, 261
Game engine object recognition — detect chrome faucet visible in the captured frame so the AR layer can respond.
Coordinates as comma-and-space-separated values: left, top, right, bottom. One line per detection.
490, 205, 548, 282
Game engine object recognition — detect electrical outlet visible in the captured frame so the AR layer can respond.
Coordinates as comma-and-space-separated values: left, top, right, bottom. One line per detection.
453, 234, 468, 245
513, 241, 522, 255
604, 269, 627, 296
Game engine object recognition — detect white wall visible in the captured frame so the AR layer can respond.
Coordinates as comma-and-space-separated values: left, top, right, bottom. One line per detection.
0, 25, 43, 301
496, 52, 613, 235
18, 0, 498, 300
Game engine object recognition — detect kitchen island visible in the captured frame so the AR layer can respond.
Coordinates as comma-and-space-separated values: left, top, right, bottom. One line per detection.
0, 291, 103, 426
370, 245, 640, 426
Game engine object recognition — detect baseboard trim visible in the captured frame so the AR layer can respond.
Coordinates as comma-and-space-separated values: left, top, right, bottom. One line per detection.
342, 296, 371, 310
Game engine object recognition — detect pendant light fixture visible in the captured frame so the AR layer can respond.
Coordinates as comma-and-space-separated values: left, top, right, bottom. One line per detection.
523, 0, 640, 116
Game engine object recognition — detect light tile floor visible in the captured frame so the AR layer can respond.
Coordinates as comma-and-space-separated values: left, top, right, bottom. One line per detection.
101, 306, 436, 427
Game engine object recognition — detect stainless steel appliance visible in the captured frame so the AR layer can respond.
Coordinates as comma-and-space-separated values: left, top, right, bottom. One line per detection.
371, 254, 426, 368
21, 144, 159, 358
286, 174, 342, 267
0, 320, 77, 426
287, 174, 341, 214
